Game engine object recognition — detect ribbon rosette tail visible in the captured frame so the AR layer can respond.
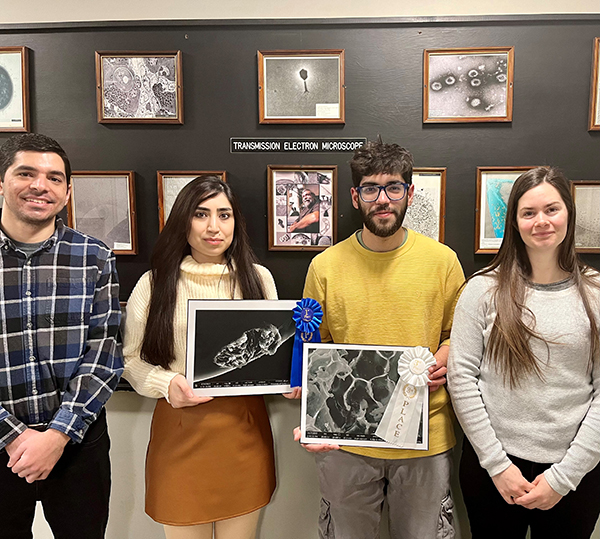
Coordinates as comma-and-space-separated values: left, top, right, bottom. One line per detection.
290, 298, 323, 387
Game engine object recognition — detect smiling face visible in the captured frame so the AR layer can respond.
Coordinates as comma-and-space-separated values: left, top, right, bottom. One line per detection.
351, 173, 414, 238
0, 150, 70, 237
516, 182, 568, 256
187, 192, 235, 264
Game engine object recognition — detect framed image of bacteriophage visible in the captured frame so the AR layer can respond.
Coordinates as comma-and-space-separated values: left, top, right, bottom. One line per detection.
571, 180, 600, 252
67, 171, 138, 255
0, 47, 29, 132
258, 49, 345, 124
404, 167, 446, 243
423, 47, 514, 123
95, 51, 183, 124
157, 171, 227, 231
267, 165, 337, 251
475, 166, 539, 254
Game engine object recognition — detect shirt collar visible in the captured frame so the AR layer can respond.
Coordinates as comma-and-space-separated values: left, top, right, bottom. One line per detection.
0, 215, 64, 252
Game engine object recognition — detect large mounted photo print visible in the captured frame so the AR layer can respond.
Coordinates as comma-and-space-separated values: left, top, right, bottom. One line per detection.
267, 165, 337, 251
475, 166, 538, 254
301, 343, 429, 450
258, 50, 345, 124
95, 51, 183, 124
67, 171, 138, 255
0, 47, 29, 132
571, 180, 600, 253
423, 47, 514, 123
588, 38, 600, 131
157, 171, 227, 231
404, 167, 446, 243
186, 300, 297, 396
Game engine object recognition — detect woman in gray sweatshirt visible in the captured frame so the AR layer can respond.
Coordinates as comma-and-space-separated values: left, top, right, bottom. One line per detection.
448, 167, 600, 539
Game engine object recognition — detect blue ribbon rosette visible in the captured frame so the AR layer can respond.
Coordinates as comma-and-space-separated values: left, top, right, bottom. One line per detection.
290, 298, 323, 387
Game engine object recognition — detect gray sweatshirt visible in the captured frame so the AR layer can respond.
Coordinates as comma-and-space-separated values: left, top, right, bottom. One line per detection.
448, 273, 600, 496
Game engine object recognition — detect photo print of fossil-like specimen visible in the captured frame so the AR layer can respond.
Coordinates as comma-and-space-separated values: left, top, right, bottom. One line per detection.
572, 181, 600, 252
424, 47, 514, 123
0, 47, 28, 131
186, 300, 298, 396
301, 343, 428, 449
403, 168, 446, 242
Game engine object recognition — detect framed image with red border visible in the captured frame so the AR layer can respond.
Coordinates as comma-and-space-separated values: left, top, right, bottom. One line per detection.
0, 46, 29, 132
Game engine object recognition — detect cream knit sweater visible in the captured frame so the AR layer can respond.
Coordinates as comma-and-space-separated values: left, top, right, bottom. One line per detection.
122, 255, 277, 400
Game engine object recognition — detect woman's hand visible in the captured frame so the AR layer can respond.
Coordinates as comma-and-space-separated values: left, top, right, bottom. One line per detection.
491, 464, 535, 504
168, 374, 214, 408
283, 387, 302, 399
514, 473, 563, 510
293, 427, 340, 453
428, 345, 449, 392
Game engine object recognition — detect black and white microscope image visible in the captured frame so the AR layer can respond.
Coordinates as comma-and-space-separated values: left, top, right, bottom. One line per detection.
302, 345, 424, 447
189, 302, 297, 395
428, 52, 509, 118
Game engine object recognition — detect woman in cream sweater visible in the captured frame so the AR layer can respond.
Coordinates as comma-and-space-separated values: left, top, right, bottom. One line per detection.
123, 176, 280, 539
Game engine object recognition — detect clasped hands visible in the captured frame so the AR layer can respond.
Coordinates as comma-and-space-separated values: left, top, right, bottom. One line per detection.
492, 463, 563, 511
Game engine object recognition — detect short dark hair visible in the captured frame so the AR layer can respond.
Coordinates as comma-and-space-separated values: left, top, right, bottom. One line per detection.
0, 133, 71, 184
350, 141, 414, 187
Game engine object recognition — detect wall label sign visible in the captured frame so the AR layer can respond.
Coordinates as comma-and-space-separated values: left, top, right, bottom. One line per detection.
230, 137, 366, 153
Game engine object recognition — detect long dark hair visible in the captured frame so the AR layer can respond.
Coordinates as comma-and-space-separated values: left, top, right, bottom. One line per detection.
473, 166, 599, 387
141, 175, 267, 368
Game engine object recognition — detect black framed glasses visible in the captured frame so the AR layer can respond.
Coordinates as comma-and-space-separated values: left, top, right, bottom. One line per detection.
355, 183, 409, 203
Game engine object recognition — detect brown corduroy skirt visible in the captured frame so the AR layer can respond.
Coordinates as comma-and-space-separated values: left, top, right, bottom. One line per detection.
145, 396, 276, 525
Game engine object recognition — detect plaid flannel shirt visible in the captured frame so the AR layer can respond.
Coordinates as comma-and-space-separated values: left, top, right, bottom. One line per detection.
0, 218, 123, 449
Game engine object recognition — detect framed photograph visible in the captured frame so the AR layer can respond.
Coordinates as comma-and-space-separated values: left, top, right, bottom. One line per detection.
301, 343, 429, 450
267, 165, 337, 251
186, 300, 297, 396
404, 167, 446, 242
67, 171, 138, 255
157, 170, 227, 230
0, 47, 29, 132
95, 51, 183, 124
423, 47, 514, 123
588, 38, 600, 131
475, 167, 538, 254
258, 49, 345, 124
571, 181, 600, 252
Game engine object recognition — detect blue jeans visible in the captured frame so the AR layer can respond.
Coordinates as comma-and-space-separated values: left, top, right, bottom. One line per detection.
0, 408, 111, 539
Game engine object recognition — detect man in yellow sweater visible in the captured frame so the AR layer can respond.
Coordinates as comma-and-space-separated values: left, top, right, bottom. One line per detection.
300, 141, 464, 538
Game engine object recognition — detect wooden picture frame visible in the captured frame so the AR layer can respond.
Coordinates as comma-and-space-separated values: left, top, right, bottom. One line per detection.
157, 171, 227, 231
267, 165, 337, 251
475, 166, 538, 254
95, 51, 183, 124
588, 38, 600, 131
67, 171, 138, 255
571, 180, 600, 252
0, 46, 29, 132
404, 167, 447, 243
423, 47, 514, 123
258, 49, 345, 124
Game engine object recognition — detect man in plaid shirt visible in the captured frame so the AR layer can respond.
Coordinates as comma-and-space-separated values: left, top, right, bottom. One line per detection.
0, 133, 123, 538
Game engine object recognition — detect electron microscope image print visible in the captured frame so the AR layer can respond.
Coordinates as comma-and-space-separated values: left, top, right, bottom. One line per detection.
187, 300, 297, 396
302, 344, 425, 448
427, 51, 511, 120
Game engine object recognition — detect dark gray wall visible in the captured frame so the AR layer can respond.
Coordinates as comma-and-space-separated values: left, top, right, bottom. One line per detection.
1, 17, 599, 299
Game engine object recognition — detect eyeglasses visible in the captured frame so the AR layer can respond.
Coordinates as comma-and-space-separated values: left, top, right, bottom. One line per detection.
355, 183, 409, 203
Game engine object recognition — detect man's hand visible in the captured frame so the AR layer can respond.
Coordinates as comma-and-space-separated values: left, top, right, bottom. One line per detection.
491, 464, 535, 504
514, 473, 563, 510
283, 387, 302, 399
6, 428, 70, 483
293, 426, 340, 453
168, 374, 214, 408
428, 344, 449, 392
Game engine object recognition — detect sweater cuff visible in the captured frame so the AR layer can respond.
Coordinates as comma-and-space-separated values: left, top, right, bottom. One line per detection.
153, 370, 180, 403
543, 467, 571, 497
485, 456, 513, 479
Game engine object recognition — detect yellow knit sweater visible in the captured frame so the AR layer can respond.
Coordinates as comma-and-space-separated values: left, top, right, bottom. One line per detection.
122, 255, 277, 400
303, 230, 464, 459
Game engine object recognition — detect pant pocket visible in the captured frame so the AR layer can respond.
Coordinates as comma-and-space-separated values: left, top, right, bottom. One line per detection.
437, 493, 455, 539
319, 498, 335, 539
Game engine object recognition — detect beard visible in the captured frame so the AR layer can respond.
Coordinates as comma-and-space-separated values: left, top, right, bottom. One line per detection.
358, 201, 407, 238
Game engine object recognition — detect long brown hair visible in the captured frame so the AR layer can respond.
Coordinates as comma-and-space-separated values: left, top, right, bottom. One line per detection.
141, 175, 267, 368
473, 167, 599, 387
